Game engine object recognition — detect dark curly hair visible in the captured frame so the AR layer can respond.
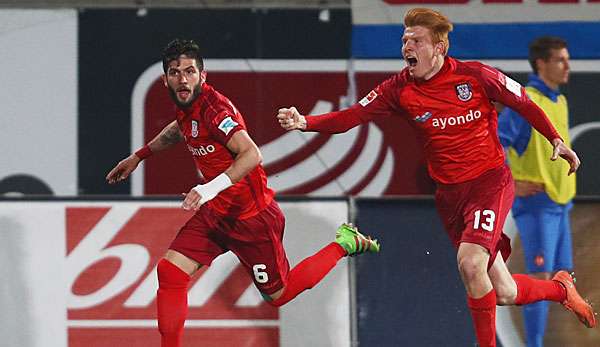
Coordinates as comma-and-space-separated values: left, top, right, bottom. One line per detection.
161, 38, 204, 73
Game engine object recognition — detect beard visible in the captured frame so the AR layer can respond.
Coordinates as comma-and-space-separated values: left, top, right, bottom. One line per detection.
168, 84, 202, 108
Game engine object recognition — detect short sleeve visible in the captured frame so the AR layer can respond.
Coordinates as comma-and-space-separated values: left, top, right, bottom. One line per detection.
209, 110, 247, 145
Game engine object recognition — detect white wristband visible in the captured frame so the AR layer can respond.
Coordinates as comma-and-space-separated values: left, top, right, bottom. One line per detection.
192, 173, 233, 204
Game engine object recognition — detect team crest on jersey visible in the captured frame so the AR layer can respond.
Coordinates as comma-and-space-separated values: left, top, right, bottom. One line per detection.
218, 116, 238, 136
414, 111, 432, 123
191, 120, 199, 138
359, 90, 378, 107
455, 83, 473, 102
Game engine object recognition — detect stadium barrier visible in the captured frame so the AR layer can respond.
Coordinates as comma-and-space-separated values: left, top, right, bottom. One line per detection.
1, 196, 599, 347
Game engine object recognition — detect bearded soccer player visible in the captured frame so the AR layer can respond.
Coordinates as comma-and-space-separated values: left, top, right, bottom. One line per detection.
106, 39, 380, 347
277, 8, 595, 347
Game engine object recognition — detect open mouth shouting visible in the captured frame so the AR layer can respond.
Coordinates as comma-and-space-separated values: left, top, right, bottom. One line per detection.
177, 87, 192, 100
406, 56, 418, 68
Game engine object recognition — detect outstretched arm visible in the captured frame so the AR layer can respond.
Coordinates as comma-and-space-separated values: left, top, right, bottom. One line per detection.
481, 66, 580, 175
146, 120, 185, 153
106, 120, 183, 184
278, 76, 401, 134
181, 130, 261, 210
277, 106, 364, 134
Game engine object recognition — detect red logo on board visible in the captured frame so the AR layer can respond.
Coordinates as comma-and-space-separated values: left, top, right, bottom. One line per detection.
66, 206, 278, 346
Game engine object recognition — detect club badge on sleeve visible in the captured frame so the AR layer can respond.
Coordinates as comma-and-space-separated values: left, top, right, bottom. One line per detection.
504, 76, 522, 97
218, 116, 239, 136
359, 90, 378, 107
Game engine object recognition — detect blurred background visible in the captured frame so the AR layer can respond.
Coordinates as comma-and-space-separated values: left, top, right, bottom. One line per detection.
1, 0, 599, 346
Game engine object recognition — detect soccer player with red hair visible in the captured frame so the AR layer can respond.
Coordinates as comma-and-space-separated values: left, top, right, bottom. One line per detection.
278, 7, 595, 346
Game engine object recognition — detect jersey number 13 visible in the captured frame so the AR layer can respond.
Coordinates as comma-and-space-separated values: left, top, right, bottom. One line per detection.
473, 209, 496, 232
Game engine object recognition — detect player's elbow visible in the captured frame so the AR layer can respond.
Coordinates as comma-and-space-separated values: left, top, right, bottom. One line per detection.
246, 145, 262, 167
241, 145, 262, 169
255, 146, 263, 166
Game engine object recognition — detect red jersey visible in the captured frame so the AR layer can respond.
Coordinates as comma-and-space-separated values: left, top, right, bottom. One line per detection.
305, 57, 560, 184
175, 83, 274, 219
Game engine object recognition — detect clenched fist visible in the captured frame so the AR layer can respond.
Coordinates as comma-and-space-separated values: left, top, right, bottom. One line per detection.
277, 107, 307, 131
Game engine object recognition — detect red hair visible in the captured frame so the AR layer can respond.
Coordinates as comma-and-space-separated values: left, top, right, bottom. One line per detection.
404, 8, 453, 55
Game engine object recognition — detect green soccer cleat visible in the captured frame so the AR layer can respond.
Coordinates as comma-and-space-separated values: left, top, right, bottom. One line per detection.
335, 223, 380, 256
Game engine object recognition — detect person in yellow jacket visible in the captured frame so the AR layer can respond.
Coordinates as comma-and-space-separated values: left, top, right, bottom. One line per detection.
498, 36, 575, 347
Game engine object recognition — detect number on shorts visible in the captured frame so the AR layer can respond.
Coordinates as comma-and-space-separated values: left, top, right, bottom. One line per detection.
252, 264, 269, 283
473, 209, 496, 232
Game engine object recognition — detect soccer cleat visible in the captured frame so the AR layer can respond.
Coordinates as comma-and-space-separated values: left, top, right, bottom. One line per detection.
335, 223, 380, 256
552, 270, 597, 328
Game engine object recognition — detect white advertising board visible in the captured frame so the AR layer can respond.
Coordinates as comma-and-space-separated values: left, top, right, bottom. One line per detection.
0, 200, 350, 347
0, 10, 77, 196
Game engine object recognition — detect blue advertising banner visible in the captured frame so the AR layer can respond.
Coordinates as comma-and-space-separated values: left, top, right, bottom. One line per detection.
351, 1, 600, 58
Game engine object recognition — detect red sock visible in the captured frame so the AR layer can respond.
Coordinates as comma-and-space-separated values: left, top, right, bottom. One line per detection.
157, 259, 191, 347
513, 274, 566, 305
467, 289, 497, 347
269, 242, 346, 306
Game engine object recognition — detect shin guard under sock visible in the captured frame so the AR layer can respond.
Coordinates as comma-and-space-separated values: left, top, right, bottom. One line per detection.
467, 289, 497, 347
269, 243, 346, 307
513, 274, 566, 305
157, 259, 191, 347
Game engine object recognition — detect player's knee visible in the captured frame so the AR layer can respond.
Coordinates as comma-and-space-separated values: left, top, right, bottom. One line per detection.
495, 284, 517, 305
157, 258, 190, 289
457, 244, 489, 281
495, 291, 516, 306
264, 294, 286, 307
458, 256, 487, 282
262, 287, 286, 307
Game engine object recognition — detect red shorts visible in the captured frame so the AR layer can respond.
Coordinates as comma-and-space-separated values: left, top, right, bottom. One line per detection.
435, 164, 514, 268
170, 200, 290, 295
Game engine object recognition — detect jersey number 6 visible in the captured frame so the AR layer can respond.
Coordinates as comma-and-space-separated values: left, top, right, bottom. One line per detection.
252, 264, 269, 283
